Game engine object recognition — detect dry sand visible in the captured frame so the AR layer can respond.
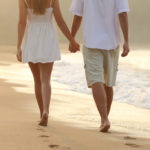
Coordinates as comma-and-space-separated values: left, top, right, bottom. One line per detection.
0, 46, 150, 150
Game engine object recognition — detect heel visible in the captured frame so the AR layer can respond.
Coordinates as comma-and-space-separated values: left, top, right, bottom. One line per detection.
39, 113, 48, 126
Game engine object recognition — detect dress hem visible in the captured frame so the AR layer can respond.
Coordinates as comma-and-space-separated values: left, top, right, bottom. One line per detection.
22, 58, 61, 64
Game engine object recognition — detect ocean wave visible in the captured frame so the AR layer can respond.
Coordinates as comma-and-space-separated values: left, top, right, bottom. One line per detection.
52, 52, 150, 110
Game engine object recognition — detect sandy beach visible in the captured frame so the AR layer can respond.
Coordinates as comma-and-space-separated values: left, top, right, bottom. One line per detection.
0, 45, 150, 150
1, 0, 150, 149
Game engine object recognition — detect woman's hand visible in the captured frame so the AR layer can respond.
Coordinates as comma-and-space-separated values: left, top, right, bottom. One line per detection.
16, 49, 22, 62
69, 39, 80, 53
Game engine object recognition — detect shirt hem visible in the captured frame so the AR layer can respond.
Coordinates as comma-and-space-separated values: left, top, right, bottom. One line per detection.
117, 9, 130, 14
70, 8, 83, 17
83, 44, 120, 51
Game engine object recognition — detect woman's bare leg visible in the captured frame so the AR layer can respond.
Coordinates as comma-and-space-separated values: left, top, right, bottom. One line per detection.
28, 63, 43, 118
39, 63, 53, 126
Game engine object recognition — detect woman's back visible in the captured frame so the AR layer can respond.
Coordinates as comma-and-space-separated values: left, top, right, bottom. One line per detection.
25, 0, 53, 23
27, 8, 53, 23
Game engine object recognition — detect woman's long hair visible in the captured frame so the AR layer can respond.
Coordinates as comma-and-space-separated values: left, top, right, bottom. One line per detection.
26, 0, 51, 15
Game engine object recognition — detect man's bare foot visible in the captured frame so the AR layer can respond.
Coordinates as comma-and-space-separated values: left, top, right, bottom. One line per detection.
39, 113, 48, 127
100, 120, 110, 132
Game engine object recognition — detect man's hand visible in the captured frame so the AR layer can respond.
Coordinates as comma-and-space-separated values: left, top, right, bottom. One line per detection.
119, 12, 129, 57
69, 15, 82, 53
69, 39, 80, 53
16, 49, 22, 62
121, 42, 130, 57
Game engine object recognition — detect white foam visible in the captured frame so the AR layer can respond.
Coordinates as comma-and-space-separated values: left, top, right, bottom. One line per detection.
52, 50, 150, 109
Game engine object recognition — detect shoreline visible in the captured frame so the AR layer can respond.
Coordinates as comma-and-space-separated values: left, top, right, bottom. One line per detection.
0, 45, 150, 110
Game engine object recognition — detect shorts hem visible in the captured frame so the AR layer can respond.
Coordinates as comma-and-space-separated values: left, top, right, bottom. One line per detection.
88, 81, 116, 88
104, 83, 115, 87
88, 80, 105, 88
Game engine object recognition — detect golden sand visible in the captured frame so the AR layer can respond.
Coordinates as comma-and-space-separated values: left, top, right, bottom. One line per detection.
0, 46, 150, 150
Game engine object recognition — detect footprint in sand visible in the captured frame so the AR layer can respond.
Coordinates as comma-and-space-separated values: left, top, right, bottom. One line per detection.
39, 134, 50, 143
125, 143, 140, 148
39, 135, 50, 138
37, 128, 46, 132
48, 145, 71, 150
49, 144, 59, 148
124, 136, 136, 140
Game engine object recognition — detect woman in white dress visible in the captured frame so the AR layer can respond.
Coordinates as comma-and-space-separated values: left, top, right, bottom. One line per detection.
17, 0, 80, 126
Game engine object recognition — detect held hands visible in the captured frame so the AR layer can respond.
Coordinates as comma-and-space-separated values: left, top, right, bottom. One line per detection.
69, 38, 80, 53
16, 48, 22, 62
121, 41, 130, 57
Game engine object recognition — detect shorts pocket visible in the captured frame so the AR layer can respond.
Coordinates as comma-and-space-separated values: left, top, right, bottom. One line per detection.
116, 63, 119, 71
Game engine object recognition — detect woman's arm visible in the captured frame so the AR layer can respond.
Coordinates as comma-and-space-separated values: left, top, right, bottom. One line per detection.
17, 0, 27, 61
53, 0, 80, 51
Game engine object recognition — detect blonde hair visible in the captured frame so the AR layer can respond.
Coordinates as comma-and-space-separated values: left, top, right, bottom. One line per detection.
26, 0, 52, 15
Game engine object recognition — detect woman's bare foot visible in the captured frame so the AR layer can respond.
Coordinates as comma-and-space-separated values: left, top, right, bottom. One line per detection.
40, 112, 43, 119
100, 120, 110, 132
39, 113, 49, 126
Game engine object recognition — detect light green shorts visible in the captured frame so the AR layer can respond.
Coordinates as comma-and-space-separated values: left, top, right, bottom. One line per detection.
82, 46, 120, 88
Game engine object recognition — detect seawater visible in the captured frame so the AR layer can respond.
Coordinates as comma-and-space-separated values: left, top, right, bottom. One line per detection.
52, 50, 150, 110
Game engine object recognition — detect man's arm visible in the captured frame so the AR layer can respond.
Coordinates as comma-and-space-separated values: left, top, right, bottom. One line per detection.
119, 12, 130, 57
69, 15, 82, 52
71, 15, 82, 38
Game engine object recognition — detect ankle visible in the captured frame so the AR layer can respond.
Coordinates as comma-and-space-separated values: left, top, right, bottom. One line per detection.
101, 118, 109, 124
42, 111, 49, 116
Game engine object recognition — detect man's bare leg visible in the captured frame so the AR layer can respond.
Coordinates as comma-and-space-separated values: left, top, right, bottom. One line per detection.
92, 82, 110, 132
104, 85, 113, 116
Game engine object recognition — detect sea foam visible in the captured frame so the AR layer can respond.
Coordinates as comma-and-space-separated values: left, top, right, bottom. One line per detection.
52, 50, 150, 110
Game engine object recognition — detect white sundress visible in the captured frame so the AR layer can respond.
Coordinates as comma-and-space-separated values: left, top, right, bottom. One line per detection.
21, 0, 60, 63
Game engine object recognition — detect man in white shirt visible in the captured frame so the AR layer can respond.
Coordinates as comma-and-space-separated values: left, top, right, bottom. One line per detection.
69, 0, 130, 132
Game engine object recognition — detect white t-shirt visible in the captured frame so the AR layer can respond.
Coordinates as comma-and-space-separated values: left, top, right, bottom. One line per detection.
70, 0, 130, 50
